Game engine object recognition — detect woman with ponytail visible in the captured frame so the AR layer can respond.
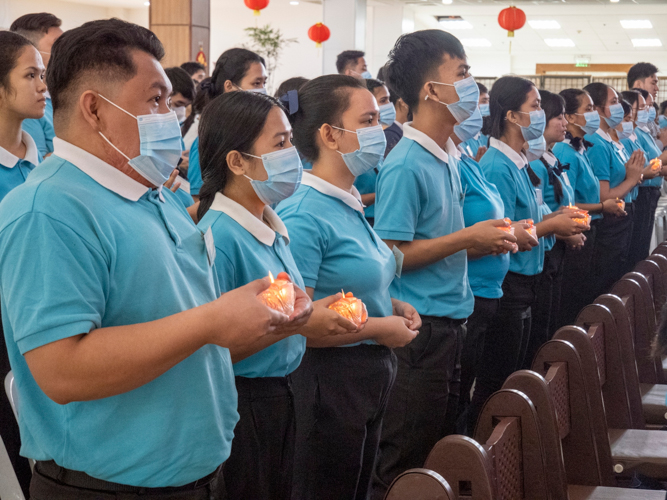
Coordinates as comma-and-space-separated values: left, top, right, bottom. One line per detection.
195, 90, 352, 499
469, 76, 584, 428
582, 82, 644, 295
187, 48, 267, 202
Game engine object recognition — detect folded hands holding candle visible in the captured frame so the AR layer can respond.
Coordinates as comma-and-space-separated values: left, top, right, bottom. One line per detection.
257, 272, 314, 337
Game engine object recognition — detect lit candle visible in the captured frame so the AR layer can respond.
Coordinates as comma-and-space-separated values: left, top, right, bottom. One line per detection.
616, 198, 626, 211
651, 158, 662, 172
568, 204, 591, 227
328, 291, 368, 328
259, 271, 295, 315
526, 219, 538, 241
499, 217, 515, 235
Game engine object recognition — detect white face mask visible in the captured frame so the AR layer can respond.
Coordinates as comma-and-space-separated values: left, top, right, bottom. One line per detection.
172, 106, 187, 124
235, 84, 267, 95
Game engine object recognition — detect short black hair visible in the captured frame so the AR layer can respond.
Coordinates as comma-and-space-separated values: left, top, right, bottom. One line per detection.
46, 18, 164, 121
477, 82, 488, 95
275, 76, 309, 98
165, 66, 195, 102
384, 29, 466, 112
377, 64, 387, 82
336, 50, 365, 74
365, 78, 386, 95
10, 13, 61, 45
627, 62, 658, 89
0, 31, 34, 92
621, 89, 641, 108
582, 82, 610, 108
180, 61, 205, 76
633, 87, 650, 100
620, 98, 632, 117
290, 74, 366, 163
489, 75, 535, 139
659, 100, 667, 116
540, 89, 565, 123
560, 88, 589, 115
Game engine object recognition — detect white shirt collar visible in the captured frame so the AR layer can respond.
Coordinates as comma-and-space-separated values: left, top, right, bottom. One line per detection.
393, 121, 404, 131
629, 132, 638, 142
300, 171, 364, 212
53, 137, 153, 202
544, 151, 557, 167
402, 123, 460, 164
0, 131, 40, 169
209, 192, 288, 246
564, 138, 586, 155
637, 124, 650, 134
489, 137, 528, 170
596, 128, 612, 142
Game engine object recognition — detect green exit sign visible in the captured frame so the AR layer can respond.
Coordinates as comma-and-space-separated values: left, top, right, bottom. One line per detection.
576, 61, 589, 67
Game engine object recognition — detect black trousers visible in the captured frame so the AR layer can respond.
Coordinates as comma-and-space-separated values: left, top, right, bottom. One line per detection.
291, 345, 396, 500
557, 222, 598, 329
593, 204, 634, 297
468, 272, 537, 433
224, 376, 295, 500
524, 240, 566, 368
457, 297, 500, 436
30, 462, 225, 500
371, 316, 465, 500
0, 306, 31, 498
629, 187, 661, 270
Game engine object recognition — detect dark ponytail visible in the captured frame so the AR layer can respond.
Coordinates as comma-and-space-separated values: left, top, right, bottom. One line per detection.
560, 88, 589, 116
489, 76, 536, 139
290, 74, 366, 163
182, 48, 265, 137
197, 91, 284, 220
582, 82, 610, 108
0, 31, 34, 92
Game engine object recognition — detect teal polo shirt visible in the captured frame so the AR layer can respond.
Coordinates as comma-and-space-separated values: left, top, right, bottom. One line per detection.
22, 96, 54, 158
374, 125, 474, 319
188, 136, 203, 195
354, 168, 377, 219
621, 134, 649, 196
0, 131, 42, 203
552, 140, 602, 221
198, 193, 306, 377
585, 130, 633, 204
277, 172, 395, 345
635, 126, 664, 188
481, 138, 545, 276
0, 138, 238, 488
458, 147, 509, 299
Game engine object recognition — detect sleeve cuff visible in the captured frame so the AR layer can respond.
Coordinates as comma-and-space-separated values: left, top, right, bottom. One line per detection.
17, 320, 97, 355
301, 276, 318, 289
373, 228, 415, 241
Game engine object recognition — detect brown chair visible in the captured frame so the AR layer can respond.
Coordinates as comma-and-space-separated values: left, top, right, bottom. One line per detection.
610, 273, 664, 384
503, 368, 666, 500
384, 468, 455, 500
533, 332, 667, 481
634, 259, 665, 324
425, 389, 548, 499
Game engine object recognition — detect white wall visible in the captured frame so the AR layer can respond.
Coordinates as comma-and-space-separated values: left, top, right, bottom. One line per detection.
0, 0, 147, 30
210, 0, 324, 93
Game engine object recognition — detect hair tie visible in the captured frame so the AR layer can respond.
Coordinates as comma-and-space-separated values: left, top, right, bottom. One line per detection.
199, 80, 214, 93
279, 90, 299, 115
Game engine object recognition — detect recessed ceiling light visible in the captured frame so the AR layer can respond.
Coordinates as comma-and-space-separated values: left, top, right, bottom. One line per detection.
610, 0, 620, 3
439, 20, 472, 29
544, 38, 575, 47
461, 38, 492, 47
528, 20, 561, 30
631, 38, 662, 47
442, 0, 453, 4
620, 20, 652, 29
289, 1, 299, 4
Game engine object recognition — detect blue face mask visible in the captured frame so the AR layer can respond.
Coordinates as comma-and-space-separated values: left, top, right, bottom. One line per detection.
515, 109, 546, 142
379, 102, 396, 126
604, 103, 625, 128
636, 108, 649, 126
479, 103, 490, 117
659, 115, 667, 130
574, 110, 600, 135
352, 70, 372, 80
98, 94, 182, 187
334, 124, 387, 176
617, 121, 635, 140
648, 106, 657, 122
243, 146, 303, 205
236, 85, 267, 95
454, 107, 483, 143
525, 136, 547, 162
429, 76, 480, 123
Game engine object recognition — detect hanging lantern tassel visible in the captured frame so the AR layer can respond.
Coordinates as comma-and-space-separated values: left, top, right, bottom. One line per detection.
498, 6, 526, 38
308, 22, 331, 48
244, 0, 269, 16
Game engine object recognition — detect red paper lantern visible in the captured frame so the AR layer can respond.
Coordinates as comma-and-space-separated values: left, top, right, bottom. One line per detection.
308, 23, 330, 48
244, 0, 269, 16
498, 6, 526, 38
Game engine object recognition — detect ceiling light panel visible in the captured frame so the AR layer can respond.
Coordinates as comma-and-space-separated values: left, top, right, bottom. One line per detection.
620, 20, 652, 29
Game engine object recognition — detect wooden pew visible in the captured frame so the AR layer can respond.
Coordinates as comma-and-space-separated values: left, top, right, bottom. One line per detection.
384, 468, 455, 500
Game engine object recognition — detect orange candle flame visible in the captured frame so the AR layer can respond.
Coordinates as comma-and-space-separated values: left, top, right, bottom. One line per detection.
329, 291, 368, 327
259, 271, 295, 315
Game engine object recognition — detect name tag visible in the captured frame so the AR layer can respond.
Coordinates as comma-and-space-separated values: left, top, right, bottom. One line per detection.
536, 188, 544, 206
562, 172, 571, 188
204, 227, 216, 266
466, 145, 474, 157
392, 245, 404, 279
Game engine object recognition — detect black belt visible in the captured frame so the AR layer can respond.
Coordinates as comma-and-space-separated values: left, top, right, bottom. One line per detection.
36, 460, 222, 494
